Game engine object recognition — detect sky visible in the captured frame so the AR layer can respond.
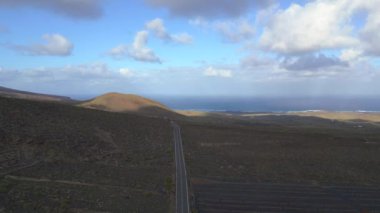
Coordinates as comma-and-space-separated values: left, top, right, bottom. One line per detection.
0, 0, 379, 98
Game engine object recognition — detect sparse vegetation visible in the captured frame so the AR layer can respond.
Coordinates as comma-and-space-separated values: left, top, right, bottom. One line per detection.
164, 176, 174, 194
0, 96, 173, 212
79, 92, 183, 119
2, 87, 380, 212
181, 115, 380, 212
0, 86, 73, 103
0, 178, 12, 193
181, 117, 380, 186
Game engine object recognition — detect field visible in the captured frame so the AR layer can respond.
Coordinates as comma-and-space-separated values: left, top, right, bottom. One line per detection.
2, 93, 380, 212
181, 118, 380, 185
194, 181, 380, 213
0, 96, 174, 212
180, 115, 380, 212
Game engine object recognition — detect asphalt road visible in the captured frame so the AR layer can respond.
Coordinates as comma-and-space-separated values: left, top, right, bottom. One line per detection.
172, 122, 190, 213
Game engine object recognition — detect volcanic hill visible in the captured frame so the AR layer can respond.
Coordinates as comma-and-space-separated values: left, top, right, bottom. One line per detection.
79, 92, 181, 118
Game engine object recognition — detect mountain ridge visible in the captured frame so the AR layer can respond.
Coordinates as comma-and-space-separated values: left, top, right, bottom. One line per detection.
0, 86, 73, 102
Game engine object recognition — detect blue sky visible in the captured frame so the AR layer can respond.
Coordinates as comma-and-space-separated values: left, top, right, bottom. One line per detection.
0, 0, 379, 97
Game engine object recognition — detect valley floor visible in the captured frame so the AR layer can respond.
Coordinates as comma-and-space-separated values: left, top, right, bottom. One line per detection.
180, 115, 380, 212
2, 95, 380, 212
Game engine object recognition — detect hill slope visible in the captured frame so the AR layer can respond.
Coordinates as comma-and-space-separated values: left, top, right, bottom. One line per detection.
0, 96, 173, 212
80, 92, 181, 118
0, 86, 73, 103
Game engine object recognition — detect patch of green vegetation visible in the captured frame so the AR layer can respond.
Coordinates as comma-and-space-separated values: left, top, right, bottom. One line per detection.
164, 177, 173, 193
0, 178, 13, 193
58, 196, 70, 212
143, 191, 154, 197
167, 147, 174, 156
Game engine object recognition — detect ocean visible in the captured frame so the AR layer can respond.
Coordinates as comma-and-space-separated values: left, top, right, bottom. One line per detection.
151, 96, 380, 112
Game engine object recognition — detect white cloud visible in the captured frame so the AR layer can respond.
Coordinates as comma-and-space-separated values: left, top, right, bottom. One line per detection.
0, 63, 143, 96
6, 34, 73, 56
0, 0, 103, 20
0, 63, 116, 84
2, 60, 380, 97
189, 17, 209, 28
260, 1, 358, 54
171, 33, 193, 44
145, 18, 192, 44
359, 1, 380, 56
190, 18, 255, 43
119, 68, 134, 77
108, 18, 191, 62
240, 55, 274, 68
107, 44, 128, 59
259, 0, 380, 58
281, 54, 348, 71
0, 67, 20, 82
61, 63, 113, 78
107, 31, 161, 63
340, 49, 363, 62
129, 31, 161, 63
214, 19, 255, 43
204, 66, 233, 78
146, 18, 169, 40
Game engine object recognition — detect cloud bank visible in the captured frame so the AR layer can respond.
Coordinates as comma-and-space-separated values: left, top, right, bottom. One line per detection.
0, 0, 103, 19
6, 34, 73, 56
145, 0, 274, 18
259, 0, 380, 58
281, 54, 348, 71
204, 66, 233, 78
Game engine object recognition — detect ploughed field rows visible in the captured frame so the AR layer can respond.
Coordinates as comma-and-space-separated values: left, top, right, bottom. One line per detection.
194, 182, 380, 213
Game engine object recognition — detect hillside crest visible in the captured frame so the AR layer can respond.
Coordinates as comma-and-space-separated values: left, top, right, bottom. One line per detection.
80, 92, 170, 113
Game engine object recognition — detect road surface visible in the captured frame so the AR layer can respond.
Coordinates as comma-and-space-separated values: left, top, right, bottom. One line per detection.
172, 122, 190, 213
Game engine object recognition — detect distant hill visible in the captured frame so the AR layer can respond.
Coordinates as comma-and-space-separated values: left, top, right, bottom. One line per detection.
288, 111, 380, 122
80, 92, 182, 118
0, 86, 73, 103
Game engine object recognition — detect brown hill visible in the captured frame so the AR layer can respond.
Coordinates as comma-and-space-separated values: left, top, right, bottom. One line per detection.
80, 92, 182, 118
0, 86, 73, 103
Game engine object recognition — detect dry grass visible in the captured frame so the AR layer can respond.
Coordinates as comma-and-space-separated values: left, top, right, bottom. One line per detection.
241, 111, 380, 123
176, 110, 214, 117
80, 92, 169, 112
288, 111, 380, 122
